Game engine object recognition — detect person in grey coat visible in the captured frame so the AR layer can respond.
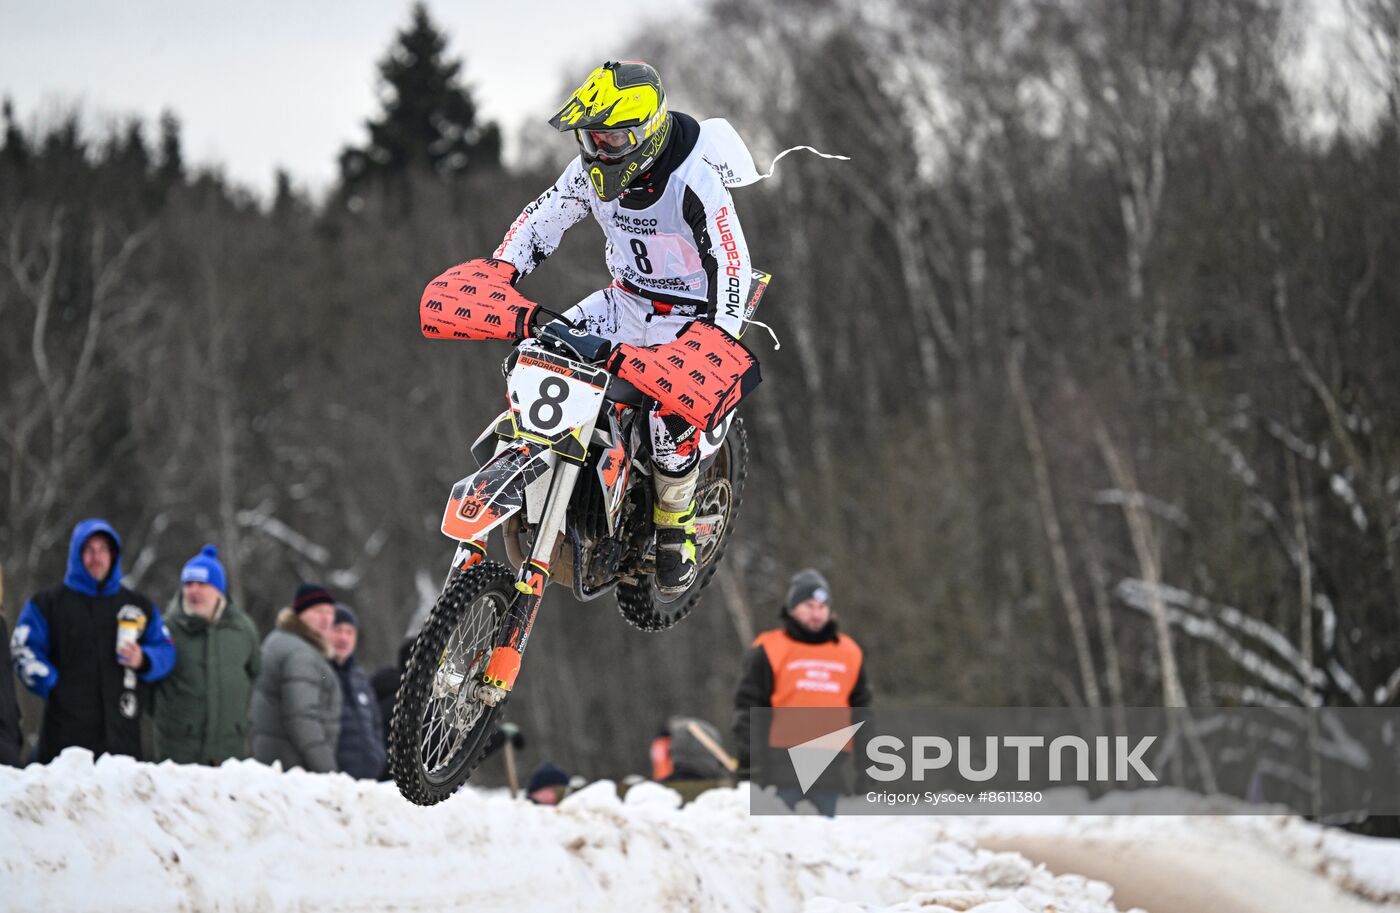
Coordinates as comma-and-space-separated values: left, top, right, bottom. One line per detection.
250, 583, 342, 773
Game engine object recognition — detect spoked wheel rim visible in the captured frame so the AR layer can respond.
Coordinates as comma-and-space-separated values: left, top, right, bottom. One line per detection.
650, 438, 734, 605
417, 587, 506, 781
694, 477, 732, 568
617, 416, 747, 632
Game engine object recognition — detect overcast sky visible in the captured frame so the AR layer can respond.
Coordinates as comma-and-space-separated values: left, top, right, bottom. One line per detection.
0, 0, 1378, 200
0, 0, 699, 197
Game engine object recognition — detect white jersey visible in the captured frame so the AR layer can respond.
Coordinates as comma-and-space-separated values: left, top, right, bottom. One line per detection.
494, 119, 753, 337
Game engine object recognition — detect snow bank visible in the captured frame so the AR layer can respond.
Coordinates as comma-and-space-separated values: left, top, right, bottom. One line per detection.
949, 806, 1400, 906
1, 749, 1123, 913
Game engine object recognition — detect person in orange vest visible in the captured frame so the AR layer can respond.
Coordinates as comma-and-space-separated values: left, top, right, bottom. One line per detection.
733, 568, 871, 817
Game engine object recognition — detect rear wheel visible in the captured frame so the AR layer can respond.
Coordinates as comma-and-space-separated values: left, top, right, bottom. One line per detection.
389, 561, 514, 805
617, 415, 748, 631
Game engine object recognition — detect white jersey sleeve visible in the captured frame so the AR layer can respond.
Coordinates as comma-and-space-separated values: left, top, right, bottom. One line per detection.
493, 158, 592, 277
681, 166, 751, 337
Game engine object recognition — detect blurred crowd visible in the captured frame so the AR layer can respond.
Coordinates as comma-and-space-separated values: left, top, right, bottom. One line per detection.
2, 519, 394, 778
3, 518, 871, 814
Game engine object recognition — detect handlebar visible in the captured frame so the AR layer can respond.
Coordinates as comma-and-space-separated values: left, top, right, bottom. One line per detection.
534, 321, 614, 364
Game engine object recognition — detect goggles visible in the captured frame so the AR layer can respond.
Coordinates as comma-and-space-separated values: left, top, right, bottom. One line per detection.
579, 127, 640, 161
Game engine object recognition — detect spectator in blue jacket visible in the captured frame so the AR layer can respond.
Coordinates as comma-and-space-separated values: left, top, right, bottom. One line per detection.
9, 519, 175, 762
329, 604, 386, 779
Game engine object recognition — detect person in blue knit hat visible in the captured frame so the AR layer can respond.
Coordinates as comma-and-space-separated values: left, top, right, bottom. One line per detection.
179, 544, 227, 594
152, 544, 262, 764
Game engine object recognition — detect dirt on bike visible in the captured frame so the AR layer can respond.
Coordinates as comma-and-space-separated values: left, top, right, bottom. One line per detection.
389, 257, 768, 805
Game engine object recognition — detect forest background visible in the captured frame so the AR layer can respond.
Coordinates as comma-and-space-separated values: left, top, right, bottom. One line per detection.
2, 0, 1399, 806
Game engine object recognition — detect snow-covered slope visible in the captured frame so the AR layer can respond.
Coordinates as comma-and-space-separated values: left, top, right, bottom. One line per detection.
1, 749, 1120, 913
4, 749, 1398, 913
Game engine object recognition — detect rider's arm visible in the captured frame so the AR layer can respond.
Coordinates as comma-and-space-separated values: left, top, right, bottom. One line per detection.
682, 170, 751, 338
493, 158, 592, 279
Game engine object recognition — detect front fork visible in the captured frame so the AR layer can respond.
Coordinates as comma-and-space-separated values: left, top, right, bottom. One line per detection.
466, 459, 582, 705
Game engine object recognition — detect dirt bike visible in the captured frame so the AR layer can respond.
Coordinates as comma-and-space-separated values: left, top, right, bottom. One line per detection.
389, 258, 768, 805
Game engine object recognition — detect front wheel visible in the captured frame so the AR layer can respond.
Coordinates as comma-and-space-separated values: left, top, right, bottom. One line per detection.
617, 415, 748, 632
389, 561, 515, 805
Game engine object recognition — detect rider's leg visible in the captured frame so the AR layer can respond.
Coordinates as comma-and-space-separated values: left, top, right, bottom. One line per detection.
558, 293, 701, 593
650, 410, 701, 594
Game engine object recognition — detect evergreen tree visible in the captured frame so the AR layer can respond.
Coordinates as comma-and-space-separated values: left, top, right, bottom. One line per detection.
338, 3, 501, 196
271, 167, 310, 220
1, 98, 29, 171
157, 109, 184, 185
109, 119, 151, 176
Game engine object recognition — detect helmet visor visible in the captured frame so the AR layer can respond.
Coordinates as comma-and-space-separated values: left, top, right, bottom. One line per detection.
579, 127, 639, 162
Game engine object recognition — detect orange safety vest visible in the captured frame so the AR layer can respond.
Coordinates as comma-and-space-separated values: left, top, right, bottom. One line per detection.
650, 734, 674, 781
754, 629, 864, 750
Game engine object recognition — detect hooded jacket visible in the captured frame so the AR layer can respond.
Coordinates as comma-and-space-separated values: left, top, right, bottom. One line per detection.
153, 591, 261, 764
250, 608, 342, 773
10, 519, 175, 762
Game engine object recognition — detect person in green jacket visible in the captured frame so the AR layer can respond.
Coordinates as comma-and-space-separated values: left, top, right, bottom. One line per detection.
153, 545, 261, 764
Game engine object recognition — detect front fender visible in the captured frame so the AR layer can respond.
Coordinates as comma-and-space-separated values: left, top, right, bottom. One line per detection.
442, 441, 555, 542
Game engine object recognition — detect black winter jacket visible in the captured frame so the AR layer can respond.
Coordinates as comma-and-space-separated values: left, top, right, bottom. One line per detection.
0, 616, 22, 766
11, 520, 175, 763
334, 656, 386, 780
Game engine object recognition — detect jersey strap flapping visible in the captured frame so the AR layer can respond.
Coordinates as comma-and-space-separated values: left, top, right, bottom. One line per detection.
420, 258, 539, 342
697, 119, 850, 188
607, 321, 761, 432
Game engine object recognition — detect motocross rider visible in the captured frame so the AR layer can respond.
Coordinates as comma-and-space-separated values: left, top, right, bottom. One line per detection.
492, 61, 752, 596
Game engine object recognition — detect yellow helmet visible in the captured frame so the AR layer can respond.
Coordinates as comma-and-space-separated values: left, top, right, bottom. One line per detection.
548, 61, 672, 202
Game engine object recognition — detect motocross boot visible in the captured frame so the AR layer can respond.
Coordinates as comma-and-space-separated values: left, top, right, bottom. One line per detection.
653, 464, 699, 596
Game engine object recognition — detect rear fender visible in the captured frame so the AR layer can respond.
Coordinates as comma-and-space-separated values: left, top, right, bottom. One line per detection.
442, 441, 555, 543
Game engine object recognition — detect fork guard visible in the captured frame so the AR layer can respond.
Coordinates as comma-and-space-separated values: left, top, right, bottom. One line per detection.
442, 441, 554, 542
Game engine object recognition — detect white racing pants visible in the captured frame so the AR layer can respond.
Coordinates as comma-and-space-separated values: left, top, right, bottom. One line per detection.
560, 285, 702, 475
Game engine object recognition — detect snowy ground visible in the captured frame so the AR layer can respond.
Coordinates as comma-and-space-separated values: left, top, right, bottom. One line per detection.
953, 811, 1400, 913
2, 749, 1397, 913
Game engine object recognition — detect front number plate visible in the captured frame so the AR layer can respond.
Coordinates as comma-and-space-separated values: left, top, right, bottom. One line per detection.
508, 350, 608, 440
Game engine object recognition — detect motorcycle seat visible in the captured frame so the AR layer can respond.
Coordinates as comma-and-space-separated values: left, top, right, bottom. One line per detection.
605, 377, 647, 407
